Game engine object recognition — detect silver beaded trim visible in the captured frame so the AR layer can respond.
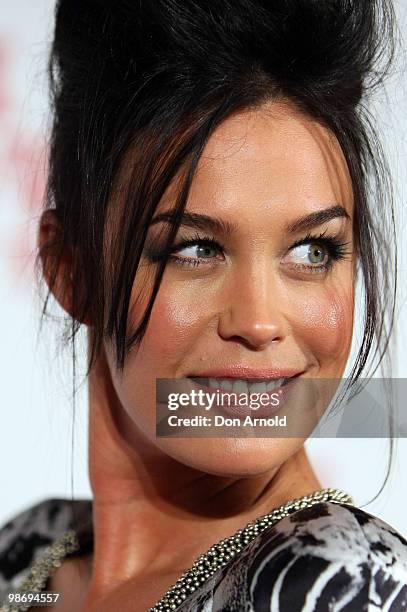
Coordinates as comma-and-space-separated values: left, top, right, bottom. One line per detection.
0, 530, 79, 612
0, 488, 352, 612
148, 488, 353, 612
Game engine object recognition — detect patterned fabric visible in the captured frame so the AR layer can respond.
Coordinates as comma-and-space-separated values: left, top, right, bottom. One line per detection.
177, 502, 407, 611
1, 499, 407, 611
0, 499, 91, 594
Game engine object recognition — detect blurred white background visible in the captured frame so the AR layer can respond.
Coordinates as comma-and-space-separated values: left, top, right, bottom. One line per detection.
1, 1, 407, 534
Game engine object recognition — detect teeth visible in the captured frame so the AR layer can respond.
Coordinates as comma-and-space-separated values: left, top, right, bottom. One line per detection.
262, 378, 286, 392
219, 379, 233, 391
248, 382, 267, 393
204, 378, 288, 392
232, 380, 249, 394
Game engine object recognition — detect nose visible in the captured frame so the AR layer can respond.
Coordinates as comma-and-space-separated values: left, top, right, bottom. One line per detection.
217, 268, 286, 350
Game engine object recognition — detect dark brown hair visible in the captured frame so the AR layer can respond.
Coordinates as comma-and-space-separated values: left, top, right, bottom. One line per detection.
38, 0, 398, 498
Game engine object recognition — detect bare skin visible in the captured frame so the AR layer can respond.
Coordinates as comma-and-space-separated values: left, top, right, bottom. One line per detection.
38, 99, 355, 610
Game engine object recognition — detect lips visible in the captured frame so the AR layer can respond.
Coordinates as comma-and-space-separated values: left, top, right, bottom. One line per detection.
188, 365, 303, 379
187, 367, 304, 394
185, 373, 303, 418
189, 377, 292, 394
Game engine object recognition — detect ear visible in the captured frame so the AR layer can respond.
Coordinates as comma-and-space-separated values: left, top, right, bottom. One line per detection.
38, 209, 91, 326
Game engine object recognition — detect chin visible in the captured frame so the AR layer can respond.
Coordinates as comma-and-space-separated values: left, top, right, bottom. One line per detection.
158, 437, 302, 478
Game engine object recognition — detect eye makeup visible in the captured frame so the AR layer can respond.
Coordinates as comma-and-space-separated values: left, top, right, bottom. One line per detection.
143, 232, 225, 267
283, 229, 352, 274
143, 228, 352, 273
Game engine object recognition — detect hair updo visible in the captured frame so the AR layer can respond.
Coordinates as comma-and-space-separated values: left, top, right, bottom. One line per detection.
39, 0, 396, 392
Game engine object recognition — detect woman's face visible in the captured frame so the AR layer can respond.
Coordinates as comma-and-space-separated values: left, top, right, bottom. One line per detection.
104, 99, 355, 476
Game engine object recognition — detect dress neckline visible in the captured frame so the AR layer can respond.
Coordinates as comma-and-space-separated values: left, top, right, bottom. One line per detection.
1, 488, 353, 612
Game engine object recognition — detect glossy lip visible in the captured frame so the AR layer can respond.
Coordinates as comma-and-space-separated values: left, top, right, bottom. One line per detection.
187, 365, 305, 380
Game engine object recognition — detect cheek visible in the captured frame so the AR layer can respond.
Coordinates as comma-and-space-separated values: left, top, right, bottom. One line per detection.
129, 278, 212, 373
114, 280, 214, 439
292, 284, 354, 363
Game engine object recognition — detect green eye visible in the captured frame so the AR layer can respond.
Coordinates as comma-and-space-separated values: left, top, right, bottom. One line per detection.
177, 244, 218, 259
288, 242, 328, 266
281, 242, 328, 274
308, 243, 326, 263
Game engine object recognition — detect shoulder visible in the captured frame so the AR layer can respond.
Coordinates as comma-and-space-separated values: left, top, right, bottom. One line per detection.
245, 501, 407, 611
0, 498, 92, 590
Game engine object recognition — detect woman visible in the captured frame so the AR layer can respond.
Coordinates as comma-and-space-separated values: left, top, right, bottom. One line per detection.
1, 0, 406, 610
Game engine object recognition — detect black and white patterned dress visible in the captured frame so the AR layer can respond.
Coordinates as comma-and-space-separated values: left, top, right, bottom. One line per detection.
1, 497, 407, 611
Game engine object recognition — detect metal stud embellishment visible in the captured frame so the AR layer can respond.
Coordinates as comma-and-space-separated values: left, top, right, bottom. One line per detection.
0, 530, 79, 612
147, 488, 353, 611
0, 488, 353, 612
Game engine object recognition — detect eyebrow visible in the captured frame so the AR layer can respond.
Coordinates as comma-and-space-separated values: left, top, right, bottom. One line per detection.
150, 204, 351, 236
285, 204, 351, 233
150, 211, 237, 236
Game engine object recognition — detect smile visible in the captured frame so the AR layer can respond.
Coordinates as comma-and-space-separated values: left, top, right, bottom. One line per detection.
189, 377, 292, 394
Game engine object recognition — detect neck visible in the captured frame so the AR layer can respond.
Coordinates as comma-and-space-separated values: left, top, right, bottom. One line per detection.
84, 346, 322, 603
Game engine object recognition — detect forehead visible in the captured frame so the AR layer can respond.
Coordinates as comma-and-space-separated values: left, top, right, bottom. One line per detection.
161, 99, 353, 220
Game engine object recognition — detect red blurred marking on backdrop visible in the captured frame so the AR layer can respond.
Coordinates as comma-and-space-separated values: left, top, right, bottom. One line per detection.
0, 37, 12, 118
0, 33, 47, 289
4, 140, 48, 287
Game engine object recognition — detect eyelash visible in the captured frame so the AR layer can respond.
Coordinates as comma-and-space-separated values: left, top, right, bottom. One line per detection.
145, 233, 221, 267
286, 230, 352, 273
145, 230, 352, 273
